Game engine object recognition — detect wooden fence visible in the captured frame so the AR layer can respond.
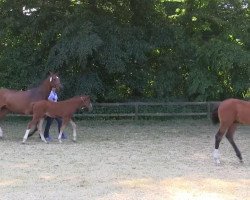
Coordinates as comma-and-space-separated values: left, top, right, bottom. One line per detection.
75, 101, 219, 120
8, 102, 219, 120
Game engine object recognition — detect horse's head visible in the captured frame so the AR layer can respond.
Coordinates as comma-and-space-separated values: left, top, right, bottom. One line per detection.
48, 73, 62, 90
80, 96, 93, 112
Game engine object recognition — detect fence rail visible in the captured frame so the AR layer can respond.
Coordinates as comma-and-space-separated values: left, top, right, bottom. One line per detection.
8, 101, 219, 120
75, 102, 219, 119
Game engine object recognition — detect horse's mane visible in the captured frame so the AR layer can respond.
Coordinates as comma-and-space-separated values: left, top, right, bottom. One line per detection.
27, 75, 49, 90
62, 96, 82, 102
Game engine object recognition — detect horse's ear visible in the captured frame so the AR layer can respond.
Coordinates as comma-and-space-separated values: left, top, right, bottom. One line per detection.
86, 95, 91, 100
47, 71, 53, 76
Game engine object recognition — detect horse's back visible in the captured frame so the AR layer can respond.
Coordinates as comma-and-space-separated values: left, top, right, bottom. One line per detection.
33, 100, 63, 118
220, 98, 250, 110
219, 98, 250, 124
33, 100, 49, 110
0, 88, 34, 114
32, 99, 78, 118
0, 88, 18, 106
0, 88, 17, 96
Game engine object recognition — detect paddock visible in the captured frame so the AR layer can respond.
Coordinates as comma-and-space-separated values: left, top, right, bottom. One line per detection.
0, 119, 249, 200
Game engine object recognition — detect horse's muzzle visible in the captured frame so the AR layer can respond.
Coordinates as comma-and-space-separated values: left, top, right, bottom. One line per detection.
56, 84, 63, 91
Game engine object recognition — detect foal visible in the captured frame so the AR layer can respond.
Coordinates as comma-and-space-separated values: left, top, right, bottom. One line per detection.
212, 98, 248, 164
22, 96, 92, 143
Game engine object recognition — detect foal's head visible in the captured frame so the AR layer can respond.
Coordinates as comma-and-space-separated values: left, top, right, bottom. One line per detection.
80, 96, 93, 112
47, 73, 62, 90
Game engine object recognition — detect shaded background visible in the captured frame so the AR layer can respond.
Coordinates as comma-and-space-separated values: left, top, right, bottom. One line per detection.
0, 0, 249, 102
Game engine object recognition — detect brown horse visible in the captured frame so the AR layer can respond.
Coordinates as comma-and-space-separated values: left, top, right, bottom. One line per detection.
211, 98, 248, 164
22, 95, 92, 143
0, 73, 62, 138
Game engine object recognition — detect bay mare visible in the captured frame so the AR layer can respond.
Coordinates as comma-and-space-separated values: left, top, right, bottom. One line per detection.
22, 95, 92, 143
0, 73, 62, 138
211, 98, 249, 164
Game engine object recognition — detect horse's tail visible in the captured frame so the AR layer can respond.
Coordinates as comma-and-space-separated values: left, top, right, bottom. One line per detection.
211, 104, 220, 124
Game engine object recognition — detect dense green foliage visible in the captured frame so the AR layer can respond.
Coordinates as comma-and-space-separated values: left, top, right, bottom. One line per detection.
0, 0, 249, 102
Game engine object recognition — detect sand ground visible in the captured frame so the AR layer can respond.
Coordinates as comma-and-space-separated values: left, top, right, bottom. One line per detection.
0, 119, 249, 200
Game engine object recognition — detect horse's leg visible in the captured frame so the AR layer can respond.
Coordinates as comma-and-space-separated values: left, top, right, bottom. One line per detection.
28, 127, 38, 138
23, 118, 38, 143
213, 123, 228, 164
37, 118, 47, 143
58, 125, 66, 143
0, 127, 2, 138
225, 124, 243, 162
58, 118, 69, 143
0, 108, 10, 138
23, 122, 33, 143
23, 122, 31, 144
22, 129, 31, 143
213, 130, 223, 164
70, 119, 77, 142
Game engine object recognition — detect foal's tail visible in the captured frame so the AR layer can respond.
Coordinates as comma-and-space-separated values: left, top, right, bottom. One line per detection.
211, 104, 220, 124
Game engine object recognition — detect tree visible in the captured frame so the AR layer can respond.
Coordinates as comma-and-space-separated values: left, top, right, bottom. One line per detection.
0, 0, 249, 102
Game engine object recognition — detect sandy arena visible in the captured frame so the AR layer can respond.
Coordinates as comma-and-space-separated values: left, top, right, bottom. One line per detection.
0, 119, 249, 200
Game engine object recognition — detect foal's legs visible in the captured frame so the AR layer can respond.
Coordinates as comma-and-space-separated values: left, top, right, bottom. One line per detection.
58, 118, 69, 143
23, 129, 31, 143
23, 117, 42, 143
225, 124, 243, 162
213, 123, 228, 164
37, 118, 47, 143
0, 108, 10, 138
213, 130, 224, 164
70, 119, 77, 142
0, 127, 2, 138
23, 121, 36, 143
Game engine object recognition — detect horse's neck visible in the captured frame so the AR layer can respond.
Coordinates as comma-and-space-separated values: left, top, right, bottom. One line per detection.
33, 80, 51, 99
66, 98, 82, 111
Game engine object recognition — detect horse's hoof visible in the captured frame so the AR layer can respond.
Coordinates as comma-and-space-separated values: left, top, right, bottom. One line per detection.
214, 159, 220, 165
73, 139, 77, 143
59, 140, 62, 143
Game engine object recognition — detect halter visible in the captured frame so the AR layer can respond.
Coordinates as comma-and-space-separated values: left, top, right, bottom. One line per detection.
80, 97, 86, 109
80, 96, 92, 111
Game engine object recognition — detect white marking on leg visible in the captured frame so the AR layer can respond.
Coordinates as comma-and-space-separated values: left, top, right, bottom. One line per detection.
70, 120, 77, 142
213, 149, 220, 164
40, 132, 47, 143
0, 127, 3, 138
38, 119, 47, 143
22, 129, 30, 143
58, 132, 62, 143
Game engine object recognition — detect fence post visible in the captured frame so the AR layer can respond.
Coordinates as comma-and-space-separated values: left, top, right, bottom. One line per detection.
135, 103, 139, 120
